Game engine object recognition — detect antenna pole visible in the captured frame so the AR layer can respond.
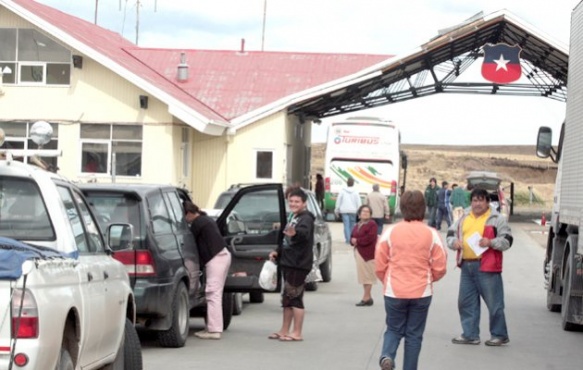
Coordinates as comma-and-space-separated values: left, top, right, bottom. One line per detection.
94, 0, 98, 24
135, 0, 140, 45
261, 0, 267, 51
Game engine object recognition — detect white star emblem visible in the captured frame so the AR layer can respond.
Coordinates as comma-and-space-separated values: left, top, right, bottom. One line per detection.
494, 54, 509, 71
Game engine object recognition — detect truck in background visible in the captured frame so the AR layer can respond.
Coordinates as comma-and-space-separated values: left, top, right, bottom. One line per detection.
323, 116, 405, 220
535, 1, 583, 331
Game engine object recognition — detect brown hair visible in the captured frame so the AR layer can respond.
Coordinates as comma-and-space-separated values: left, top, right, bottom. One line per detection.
183, 201, 207, 216
399, 190, 426, 221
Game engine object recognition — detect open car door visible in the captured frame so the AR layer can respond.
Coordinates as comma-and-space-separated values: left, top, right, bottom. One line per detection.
216, 183, 286, 293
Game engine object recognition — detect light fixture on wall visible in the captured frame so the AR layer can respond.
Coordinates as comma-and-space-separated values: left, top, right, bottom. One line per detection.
139, 95, 149, 109
72, 55, 83, 69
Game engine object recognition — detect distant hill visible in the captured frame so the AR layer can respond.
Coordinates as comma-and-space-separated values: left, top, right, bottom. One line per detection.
311, 143, 557, 208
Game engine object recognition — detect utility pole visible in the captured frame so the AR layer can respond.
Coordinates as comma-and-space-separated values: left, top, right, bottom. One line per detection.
261, 0, 267, 51
94, 0, 98, 24
136, 0, 140, 45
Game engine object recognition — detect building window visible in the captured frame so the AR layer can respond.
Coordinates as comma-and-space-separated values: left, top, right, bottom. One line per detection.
0, 28, 71, 86
80, 124, 142, 176
255, 150, 274, 179
0, 121, 59, 170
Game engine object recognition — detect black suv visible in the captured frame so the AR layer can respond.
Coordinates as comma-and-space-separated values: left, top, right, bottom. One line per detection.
214, 184, 333, 300
80, 183, 287, 346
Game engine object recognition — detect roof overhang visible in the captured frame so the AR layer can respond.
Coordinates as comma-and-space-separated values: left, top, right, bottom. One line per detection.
288, 10, 569, 119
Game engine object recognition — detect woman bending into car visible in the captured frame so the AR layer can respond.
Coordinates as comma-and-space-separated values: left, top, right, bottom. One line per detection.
268, 188, 315, 342
184, 201, 232, 340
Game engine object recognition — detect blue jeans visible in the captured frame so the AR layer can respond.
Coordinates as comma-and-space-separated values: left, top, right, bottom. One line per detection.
458, 261, 508, 340
380, 296, 432, 370
427, 206, 437, 228
373, 218, 384, 235
341, 213, 356, 244
436, 206, 451, 230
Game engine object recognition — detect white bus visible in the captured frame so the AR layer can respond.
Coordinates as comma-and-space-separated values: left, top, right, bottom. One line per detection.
323, 116, 401, 219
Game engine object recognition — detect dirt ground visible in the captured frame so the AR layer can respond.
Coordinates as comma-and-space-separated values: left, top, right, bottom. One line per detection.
311, 143, 558, 216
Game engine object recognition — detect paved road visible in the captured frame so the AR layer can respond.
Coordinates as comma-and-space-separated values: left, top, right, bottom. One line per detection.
141, 221, 582, 370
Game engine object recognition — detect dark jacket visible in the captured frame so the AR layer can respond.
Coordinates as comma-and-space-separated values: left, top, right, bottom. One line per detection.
350, 220, 377, 261
424, 185, 439, 207
279, 209, 315, 272
190, 214, 227, 266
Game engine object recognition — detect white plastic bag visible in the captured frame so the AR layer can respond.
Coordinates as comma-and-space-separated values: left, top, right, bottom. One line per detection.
258, 260, 278, 291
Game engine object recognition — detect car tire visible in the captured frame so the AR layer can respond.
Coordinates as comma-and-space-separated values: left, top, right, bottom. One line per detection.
319, 243, 333, 283
249, 291, 264, 303
305, 281, 318, 291
103, 318, 143, 370
232, 292, 243, 316
222, 292, 234, 330
158, 283, 190, 348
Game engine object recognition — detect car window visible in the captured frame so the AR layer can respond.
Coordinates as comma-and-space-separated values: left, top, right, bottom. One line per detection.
0, 176, 54, 240
164, 191, 188, 232
57, 186, 90, 253
225, 189, 280, 235
71, 189, 105, 253
147, 192, 173, 235
83, 192, 143, 239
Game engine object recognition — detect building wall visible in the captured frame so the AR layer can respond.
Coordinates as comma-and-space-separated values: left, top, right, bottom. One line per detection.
0, 11, 181, 185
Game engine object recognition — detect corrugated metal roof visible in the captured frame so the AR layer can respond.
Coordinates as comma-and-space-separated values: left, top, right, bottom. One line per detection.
4, 0, 391, 130
127, 49, 390, 120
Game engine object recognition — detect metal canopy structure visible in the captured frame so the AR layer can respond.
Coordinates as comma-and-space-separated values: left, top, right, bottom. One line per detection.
288, 10, 568, 120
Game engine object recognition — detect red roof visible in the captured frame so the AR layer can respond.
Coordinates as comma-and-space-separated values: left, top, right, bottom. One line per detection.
8, 0, 392, 124
127, 49, 391, 120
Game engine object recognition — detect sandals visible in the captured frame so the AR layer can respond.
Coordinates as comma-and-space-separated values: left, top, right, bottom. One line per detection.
268, 333, 283, 340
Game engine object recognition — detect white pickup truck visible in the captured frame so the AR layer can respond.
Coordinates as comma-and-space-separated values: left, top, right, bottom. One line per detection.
0, 127, 142, 369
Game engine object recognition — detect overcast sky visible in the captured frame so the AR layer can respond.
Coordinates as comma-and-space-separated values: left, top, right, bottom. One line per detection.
36, 0, 579, 145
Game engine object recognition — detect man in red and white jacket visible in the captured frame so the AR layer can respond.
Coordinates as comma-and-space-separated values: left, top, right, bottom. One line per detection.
446, 187, 513, 347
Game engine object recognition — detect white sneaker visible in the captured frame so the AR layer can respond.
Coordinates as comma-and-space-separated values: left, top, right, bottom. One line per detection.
194, 329, 207, 336
195, 331, 221, 340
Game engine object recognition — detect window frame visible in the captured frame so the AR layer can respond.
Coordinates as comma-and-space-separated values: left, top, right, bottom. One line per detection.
79, 124, 143, 177
253, 149, 275, 181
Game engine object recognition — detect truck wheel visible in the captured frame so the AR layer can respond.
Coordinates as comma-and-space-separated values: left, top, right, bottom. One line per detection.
546, 259, 561, 313
249, 291, 264, 303
158, 283, 190, 347
560, 259, 580, 331
55, 348, 74, 370
104, 318, 143, 370
232, 293, 243, 316
222, 292, 234, 330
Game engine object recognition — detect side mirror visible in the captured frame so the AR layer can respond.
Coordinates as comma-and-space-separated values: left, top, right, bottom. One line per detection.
536, 126, 553, 159
401, 152, 408, 170
108, 223, 134, 251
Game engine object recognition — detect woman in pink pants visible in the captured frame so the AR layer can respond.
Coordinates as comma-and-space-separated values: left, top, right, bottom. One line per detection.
185, 201, 232, 340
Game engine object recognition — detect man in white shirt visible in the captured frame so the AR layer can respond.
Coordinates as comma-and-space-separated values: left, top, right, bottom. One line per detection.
335, 177, 362, 244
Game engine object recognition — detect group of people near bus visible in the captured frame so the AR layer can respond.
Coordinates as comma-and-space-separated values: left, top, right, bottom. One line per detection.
329, 176, 513, 370
183, 174, 513, 370
425, 177, 473, 230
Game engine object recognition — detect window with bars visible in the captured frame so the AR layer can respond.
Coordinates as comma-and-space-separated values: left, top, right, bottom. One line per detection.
0, 121, 59, 169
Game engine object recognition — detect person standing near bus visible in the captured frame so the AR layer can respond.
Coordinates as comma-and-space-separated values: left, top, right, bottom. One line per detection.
366, 183, 390, 235
315, 173, 325, 211
335, 177, 362, 244
424, 178, 439, 228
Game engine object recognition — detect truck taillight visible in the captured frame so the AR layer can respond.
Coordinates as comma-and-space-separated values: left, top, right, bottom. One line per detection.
390, 181, 397, 196
113, 250, 156, 277
324, 177, 331, 191
11, 289, 39, 339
